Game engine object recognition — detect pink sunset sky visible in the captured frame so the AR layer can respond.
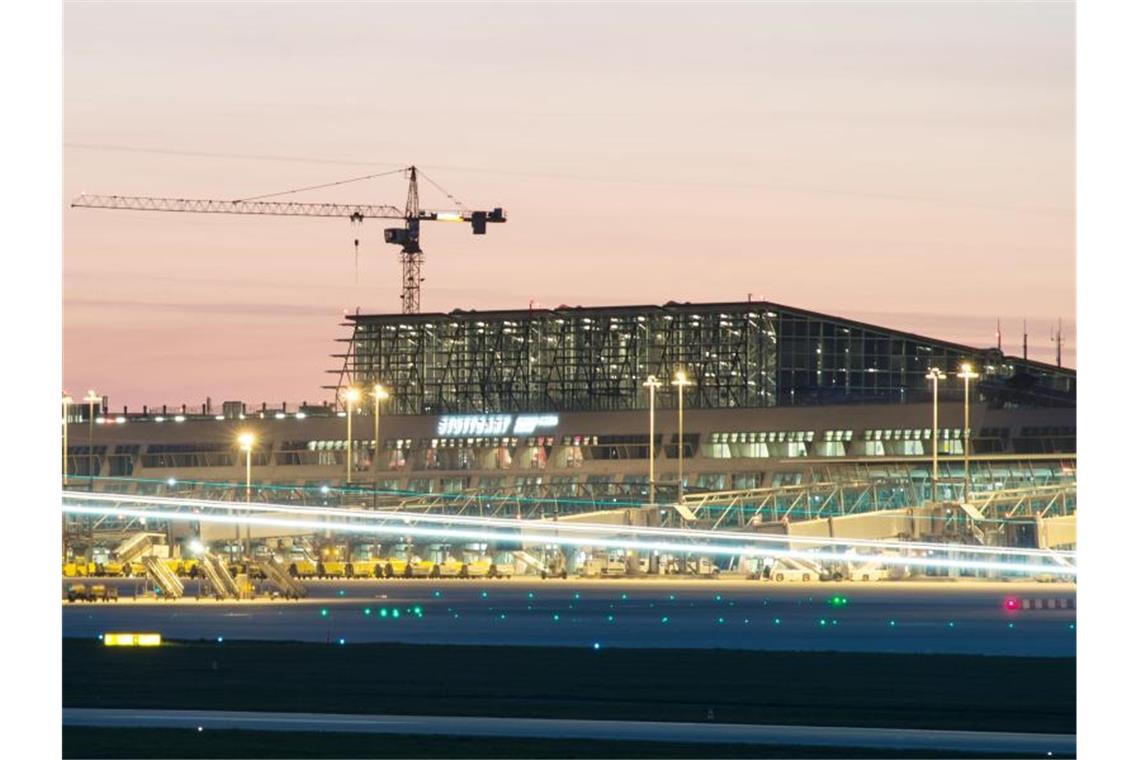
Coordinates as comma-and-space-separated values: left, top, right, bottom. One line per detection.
63, 1, 1075, 409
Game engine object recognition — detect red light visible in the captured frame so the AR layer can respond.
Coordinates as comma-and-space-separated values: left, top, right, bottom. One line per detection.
1004, 598, 1019, 610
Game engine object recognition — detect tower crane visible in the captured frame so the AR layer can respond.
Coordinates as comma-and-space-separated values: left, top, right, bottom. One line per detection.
70, 165, 506, 314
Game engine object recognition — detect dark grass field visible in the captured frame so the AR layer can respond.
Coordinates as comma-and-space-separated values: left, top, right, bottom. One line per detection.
62, 639, 1075, 734
62, 727, 1062, 759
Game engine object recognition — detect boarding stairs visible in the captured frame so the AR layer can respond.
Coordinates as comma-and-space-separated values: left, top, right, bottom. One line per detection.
256, 558, 307, 599
512, 550, 546, 575
142, 556, 184, 599
114, 532, 165, 564
198, 552, 241, 599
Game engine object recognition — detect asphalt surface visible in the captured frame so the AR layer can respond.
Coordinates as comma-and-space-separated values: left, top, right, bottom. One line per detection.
61, 708, 1077, 755
62, 577, 1076, 655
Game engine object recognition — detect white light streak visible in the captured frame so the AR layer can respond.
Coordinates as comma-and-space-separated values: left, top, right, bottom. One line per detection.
64, 491, 1075, 562
61, 498, 1076, 577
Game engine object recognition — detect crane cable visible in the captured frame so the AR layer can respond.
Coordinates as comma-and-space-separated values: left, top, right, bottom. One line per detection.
237, 167, 407, 202
416, 167, 469, 211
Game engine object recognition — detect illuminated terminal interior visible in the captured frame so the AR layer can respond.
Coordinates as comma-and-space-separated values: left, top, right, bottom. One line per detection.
64, 300, 1074, 502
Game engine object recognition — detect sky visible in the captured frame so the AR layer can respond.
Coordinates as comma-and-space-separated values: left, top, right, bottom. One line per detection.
63, 1, 1075, 409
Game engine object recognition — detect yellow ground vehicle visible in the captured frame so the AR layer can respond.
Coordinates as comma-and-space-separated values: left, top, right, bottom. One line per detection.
319, 561, 347, 578
66, 583, 88, 602
287, 560, 318, 579
62, 558, 88, 576
348, 561, 382, 578
438, 560, 466, 578
466, 560, 513, 579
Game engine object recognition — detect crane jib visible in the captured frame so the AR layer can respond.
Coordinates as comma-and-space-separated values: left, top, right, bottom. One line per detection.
70, 187, 507, 316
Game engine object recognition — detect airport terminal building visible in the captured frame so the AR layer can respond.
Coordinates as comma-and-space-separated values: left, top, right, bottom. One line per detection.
66, 300, 1075, 503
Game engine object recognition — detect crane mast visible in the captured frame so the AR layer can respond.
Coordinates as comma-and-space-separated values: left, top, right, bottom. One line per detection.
71, 165, 506, 314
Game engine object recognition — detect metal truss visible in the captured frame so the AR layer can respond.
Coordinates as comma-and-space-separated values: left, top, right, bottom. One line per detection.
333, 301, 1075, 414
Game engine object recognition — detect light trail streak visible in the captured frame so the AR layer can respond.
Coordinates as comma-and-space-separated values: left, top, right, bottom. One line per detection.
62, 501, 1077, 577
63, 491, 1077, 562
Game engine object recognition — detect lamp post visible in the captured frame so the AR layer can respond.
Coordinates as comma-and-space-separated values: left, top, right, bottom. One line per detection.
238, 432, 255, 503
925, 369, 946, 503
671, 370, 693, 502
62, 393, 73, 486
371, 384, 389, 475
956, 363, 980, 504
237, 431, 256, 561
83, 389, 100, 490
642, 375, 662, 505
342, 387, 361, 485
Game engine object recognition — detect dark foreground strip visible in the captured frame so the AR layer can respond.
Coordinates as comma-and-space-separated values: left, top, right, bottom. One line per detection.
63, 639, 1075, 734
63, 727, 1059, 760
63, 709, 1075, 756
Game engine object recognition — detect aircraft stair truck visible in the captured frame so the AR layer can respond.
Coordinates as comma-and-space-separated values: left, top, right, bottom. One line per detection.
114, 532, 166, 564
256, 557, 308, 599
511, 549, 568, 579
198, 552, 241, 600
142, 556, 185, 599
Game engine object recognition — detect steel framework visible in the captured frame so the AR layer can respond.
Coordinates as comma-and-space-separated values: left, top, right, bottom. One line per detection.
332, 301, 1076, 413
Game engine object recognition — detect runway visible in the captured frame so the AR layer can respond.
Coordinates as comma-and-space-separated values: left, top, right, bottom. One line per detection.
62, 578, 1076, 655
62, 708, 1077, 755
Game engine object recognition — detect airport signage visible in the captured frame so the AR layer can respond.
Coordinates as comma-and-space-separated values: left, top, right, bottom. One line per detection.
436, 413, 560, 437
103, 632, 162, 647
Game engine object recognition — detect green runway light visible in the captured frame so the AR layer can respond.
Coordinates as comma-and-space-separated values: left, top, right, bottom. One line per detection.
392, 609, 400, 619
552, 613, 560, 621
414, 606, 422, 615
948, 621, 956, 628
320, 608, 329, 617
774, 618, 781, 625
660, 616, 669, 624
574, 593, 581, 600
380, 608, 388, 617
528, 592, 534, 599
500, 613, 507, 620
669, 594, 675, 600
744, 618, 750, 624
481, 591, 488, 598
606, 615, 614, 622
364, 608, 371, 615
831, 619, 838, 625
338, 638, 345, 645
1008, 623, 1015, 629
717, 617, 725, 624
889, 620, 896, 627
819, 619, 827, 626
1069, 623, 1076, 630
621, 593, 628, 600
338, 589, 345, 596
715, 594, 722, 602
433, 590, 442, 598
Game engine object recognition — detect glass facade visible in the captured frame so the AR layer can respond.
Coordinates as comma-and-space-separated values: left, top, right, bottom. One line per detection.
338, 301, 1075, 415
